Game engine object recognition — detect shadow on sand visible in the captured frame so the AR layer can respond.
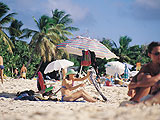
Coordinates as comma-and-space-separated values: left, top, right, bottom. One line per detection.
0, 92, 16, 99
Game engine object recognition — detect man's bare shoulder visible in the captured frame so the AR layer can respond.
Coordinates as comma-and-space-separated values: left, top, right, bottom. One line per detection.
140, 62, 152, 73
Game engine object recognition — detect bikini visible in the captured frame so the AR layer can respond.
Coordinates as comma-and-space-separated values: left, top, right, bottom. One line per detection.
61, 81, 74, 101
61, 86, 66, 89
61, 86, 67, 101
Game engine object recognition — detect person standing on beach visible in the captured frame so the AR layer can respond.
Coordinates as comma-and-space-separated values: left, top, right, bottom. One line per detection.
14, 68, 19, 78
128, 42, 160, 104
20, 64, 27, 79
0, 56, 4, 84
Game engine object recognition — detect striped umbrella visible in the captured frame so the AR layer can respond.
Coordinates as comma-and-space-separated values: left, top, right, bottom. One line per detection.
57, 36, 118, 59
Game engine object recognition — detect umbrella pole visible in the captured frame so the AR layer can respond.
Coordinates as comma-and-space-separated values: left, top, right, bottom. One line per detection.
79, 66, 83, 78
59, 70, 62, 80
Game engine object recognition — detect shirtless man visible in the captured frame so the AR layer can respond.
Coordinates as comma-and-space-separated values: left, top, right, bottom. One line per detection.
0, 56, 4, 84
128, 42, 160, 105
20, 64, 27, 79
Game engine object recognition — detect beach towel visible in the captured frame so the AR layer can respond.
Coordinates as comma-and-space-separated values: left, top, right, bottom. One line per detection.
37, 71, 54, 96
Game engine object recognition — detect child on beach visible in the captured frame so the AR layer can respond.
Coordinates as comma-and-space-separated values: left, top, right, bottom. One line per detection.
128, 41, 160, 105
14, 68, 20, 78
0, 56, 4, 84
61, 69, 97, 102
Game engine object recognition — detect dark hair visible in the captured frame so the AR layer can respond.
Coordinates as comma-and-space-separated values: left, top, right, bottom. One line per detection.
148, 42, 160, 53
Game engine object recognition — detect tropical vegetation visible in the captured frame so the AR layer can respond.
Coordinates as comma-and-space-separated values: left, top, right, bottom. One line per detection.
0, 2, 150, 78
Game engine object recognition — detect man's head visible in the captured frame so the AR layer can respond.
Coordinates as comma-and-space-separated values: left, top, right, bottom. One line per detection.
148, 42, 160, 64
148, 42, 160, 54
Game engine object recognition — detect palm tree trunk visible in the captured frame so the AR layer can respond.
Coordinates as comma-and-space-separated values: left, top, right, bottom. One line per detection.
26, 46, 37, 68
31, 58, 43, 78
11, 65, 13, 77
26, 53, 34, 68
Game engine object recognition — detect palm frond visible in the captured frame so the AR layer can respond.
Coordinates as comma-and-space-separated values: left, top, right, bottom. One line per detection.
29, 32, 40, 46
32, 16, 40, 31
60, 14, 72, 25
0, 13, 17, 25
0, 30, 14, 53
0, 2, 10, 18
64, 26, 79, 31
20, 28, 38, 39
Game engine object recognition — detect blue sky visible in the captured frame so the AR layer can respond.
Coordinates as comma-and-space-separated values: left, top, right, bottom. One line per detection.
2, 0, 160, 46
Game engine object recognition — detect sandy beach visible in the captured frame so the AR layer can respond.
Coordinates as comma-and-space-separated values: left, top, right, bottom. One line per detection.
0, 78, 160, 120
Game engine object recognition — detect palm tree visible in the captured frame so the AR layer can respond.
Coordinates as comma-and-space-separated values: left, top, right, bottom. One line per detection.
0, 2, 16, 53
113, 36, 132, 62
24, 15, 74, 78
128, 44, 149, 65
24, 15, 57, 66
100, 38, 115, 51
51, 9, 79, 41
8, 19, 24, 44
51, 9, 79, 59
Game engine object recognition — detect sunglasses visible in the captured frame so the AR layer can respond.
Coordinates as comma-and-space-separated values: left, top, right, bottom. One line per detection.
152, 52, 160, 56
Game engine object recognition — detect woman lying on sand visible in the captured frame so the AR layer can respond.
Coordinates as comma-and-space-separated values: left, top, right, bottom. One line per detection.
61, 69, 97, 102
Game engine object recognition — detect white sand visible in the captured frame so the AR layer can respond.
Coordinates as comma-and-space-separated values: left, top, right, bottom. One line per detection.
0, 78, 160, 120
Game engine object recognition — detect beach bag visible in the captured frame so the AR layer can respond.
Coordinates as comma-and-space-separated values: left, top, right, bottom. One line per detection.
14, 90, 38, 101
16, 90, 35, 96
81, 50, 91, 66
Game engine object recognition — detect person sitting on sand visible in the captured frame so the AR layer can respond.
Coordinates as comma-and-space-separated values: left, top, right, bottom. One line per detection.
0, 56, 4, 84
20, 64, 27, 79
61, 69, 97, 102
128, 41, 160, 104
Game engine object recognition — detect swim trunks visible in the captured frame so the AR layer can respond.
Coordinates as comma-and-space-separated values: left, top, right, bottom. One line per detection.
0, 65, 4, 69
22, 72, 26, 78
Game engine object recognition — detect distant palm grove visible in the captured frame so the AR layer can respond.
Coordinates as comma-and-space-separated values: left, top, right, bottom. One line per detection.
0, 2, 150, 78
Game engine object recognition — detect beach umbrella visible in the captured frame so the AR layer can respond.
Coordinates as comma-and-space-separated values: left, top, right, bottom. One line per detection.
57, 36, 118, 59
129, 71, 139, 77
105, 61, 125, 76
44, 59, 74, 74
123, 63, 133, 70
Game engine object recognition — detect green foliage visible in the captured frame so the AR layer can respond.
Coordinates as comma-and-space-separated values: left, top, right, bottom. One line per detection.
0, 40, 41, 78
100, 38, 115, 51
0, 2, 17, 53
69, 55, 80, 66
0, 2, 151, 77
96, 36, 151, 74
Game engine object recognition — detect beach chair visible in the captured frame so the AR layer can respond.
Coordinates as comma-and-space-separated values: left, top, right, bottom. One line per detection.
37, 71, 55, 97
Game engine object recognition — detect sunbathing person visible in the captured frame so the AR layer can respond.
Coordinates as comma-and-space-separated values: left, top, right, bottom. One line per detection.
61, 69, 97, 102
128, 41, 160, 104
0, 56, 4, 84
